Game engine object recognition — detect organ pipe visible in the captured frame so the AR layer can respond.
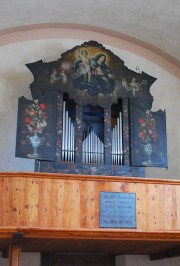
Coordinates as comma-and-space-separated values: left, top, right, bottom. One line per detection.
62, 101, 75, 162
111, 111, 123, 165
82, 127, 104, 164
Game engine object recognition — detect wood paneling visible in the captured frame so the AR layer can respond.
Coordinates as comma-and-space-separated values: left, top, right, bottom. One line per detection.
1, 172, 180, 256
1, 172, 180, 231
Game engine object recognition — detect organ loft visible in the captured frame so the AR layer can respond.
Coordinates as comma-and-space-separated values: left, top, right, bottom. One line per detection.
15, 41, 167, 175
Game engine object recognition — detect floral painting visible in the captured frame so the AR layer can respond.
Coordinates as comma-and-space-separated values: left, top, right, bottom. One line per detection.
25, 100, 48, 135
130, 101, 167, 167
138, 110, 157, 144
15, 95, 56, 160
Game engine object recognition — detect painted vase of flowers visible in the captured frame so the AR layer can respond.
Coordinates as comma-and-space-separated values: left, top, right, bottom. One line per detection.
144, 142, 153, 165
27, 132, 45, 158
25, 100, 47, 158
138, 110, 157, 165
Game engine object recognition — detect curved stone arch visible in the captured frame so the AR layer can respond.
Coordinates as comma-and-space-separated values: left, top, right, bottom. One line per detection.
0, 23, 179, 78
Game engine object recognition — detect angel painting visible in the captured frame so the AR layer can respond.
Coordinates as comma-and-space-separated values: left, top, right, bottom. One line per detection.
122, 78, 147, 97
73, 49, 115, 97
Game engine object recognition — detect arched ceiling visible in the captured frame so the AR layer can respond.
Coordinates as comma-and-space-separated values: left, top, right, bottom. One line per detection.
0, 0, 180, 63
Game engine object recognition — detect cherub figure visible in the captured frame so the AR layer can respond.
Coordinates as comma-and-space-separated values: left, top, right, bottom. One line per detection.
75, 49, 91, 82
122, 77, 141, 97
130, 78, 140, 96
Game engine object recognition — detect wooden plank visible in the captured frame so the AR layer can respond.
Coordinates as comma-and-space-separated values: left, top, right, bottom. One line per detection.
9, 245, 21, 266
48, 179, 64, 227
67, 181, 81, 228
10, 227, 180, 241
80, 181, 98, 228
23, 177, 39, 227
61, 180, 71, 228
146, 184, 163, 230
8, 233, 23, 266
3, 177, 13, 227
175, 185, 180, 229
134, 183, 148, 230
80, 180, 89, 228
0, 177, 4, 226
60, 180, 81, 228
1, 173, 180, 234
162, 185, 177, 230
1, 172, 180, 186
37, 179, 52, 227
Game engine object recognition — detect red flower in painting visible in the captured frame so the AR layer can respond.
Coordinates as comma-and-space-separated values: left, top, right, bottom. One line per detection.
25, 117, 31, 124
39, 103, 46, 110
138, 118, 144, 124
138, 111, 157, 143
138, 131, 146, 140
25, 100, 48, 134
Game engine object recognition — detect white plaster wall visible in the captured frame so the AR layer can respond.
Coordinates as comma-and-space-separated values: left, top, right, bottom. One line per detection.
0, 38, 179, 179
21, 252, 41, 266
116, 255, 180, 266
0, 252, 41, 266
115, 255, 126, 265
126, 255, 180, 266
0, 252, 8, 266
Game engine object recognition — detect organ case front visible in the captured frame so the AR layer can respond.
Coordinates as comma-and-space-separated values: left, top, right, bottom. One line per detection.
15, 40, 167, 176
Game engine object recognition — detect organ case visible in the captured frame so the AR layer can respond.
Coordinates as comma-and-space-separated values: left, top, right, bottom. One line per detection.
15, 41, 167, 176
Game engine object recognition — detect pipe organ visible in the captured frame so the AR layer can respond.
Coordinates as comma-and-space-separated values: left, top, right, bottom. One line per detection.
61, 99, 124, 166
61, 98, 123, 165
16, 41, 167, 176
61, 98, 123, 166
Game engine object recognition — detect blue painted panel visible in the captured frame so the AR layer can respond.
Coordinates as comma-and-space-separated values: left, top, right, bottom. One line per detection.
100, 192, 136, 228
130, 100, 168, 167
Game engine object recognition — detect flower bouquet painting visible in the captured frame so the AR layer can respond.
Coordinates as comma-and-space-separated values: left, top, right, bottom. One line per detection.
25, 100, 48, 158
130, 101, 167, 167
138, 110, 157, 165
16, 96, 56, 161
